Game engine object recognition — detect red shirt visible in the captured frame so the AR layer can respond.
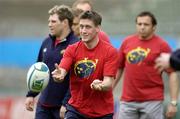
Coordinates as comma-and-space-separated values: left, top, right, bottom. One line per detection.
98, 31, 111, 43
119, 34, 172, 101
60, 40, 119, 117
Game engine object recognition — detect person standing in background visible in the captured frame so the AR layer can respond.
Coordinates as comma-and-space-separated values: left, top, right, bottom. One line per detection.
52, 11, 119, 119
25, 5, 79, 119
113, 11, 179, 119
72, 0, 93, 11
72, 0, 111, 43
72, 8, 84, 38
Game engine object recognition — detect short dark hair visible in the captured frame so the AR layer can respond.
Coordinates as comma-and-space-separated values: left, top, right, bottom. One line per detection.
79, 11, 102, 26
48, 5, 74, 27
136, 11, 157, 26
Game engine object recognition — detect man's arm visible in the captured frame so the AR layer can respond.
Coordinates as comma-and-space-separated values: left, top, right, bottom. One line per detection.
91, 76, 114, 91
169, 72, 179, 102
155, 49, 180, 71
25, 89, 39, 111
166, 72, 179, 118
112, 68, 124, 90
155, 53, 171, 72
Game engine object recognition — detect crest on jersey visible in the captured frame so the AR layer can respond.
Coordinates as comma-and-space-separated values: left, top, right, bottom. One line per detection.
74, 58, 98, 79
126, 47, 150, 65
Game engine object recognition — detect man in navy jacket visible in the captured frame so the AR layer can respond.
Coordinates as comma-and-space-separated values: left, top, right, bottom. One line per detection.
25, 5, 79, 119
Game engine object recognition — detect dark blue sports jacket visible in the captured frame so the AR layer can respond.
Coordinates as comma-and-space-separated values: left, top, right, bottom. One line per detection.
26, 31, 79, 107
170, 49, 180, 71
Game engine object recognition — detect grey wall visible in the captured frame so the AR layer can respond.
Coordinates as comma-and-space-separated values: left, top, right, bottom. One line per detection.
0, 0, 180, 38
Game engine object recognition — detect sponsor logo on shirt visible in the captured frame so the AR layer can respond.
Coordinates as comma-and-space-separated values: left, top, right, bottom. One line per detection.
74, 58, 98, 79
126, 47, 150, 65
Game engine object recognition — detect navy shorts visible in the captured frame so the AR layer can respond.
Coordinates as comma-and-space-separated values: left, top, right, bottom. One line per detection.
65, 104, 113, 119
35, 103, 60, 119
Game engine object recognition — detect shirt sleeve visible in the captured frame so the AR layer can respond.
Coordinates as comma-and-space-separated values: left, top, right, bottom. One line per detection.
170, 49, 180, 71
103, 47, 119, 77
26, 41, 44, 97
98, 31, 111, 43
59, 45, 74, 71
160, 40, 172, 53
26, 91, 39, 97
62, 88, 71, 106
36, 40, 45, 62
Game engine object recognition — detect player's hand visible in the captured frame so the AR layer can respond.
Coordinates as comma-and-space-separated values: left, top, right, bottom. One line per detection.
25, 97, 35, 111
60, 105, 66, 119
166, 103, 177, 119
90, 79, 103, 91
155, 53, 171, 72
52, 63, 63, 82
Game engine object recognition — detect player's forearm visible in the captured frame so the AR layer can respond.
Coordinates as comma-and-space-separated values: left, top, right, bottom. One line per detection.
101, 76, 113, 91
112, 68, 123, 89
169, 72, 179, 101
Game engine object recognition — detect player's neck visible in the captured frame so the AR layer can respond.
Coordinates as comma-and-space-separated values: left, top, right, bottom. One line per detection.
139, 33, 154, 40
85, 36, 99, 49
57, 28, 71, 41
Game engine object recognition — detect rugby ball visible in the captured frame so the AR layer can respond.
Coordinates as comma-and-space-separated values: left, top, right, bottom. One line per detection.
27, 62, 50, 92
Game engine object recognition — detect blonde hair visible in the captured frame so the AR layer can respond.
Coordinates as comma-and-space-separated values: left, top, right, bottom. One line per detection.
72, 8, 84, 18
72, 0, 93, 10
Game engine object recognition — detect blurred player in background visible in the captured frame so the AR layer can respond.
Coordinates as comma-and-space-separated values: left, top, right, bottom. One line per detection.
72, 0, 110, 43
72, 8, 84, 38
72, 0, 93, 11
52, 11, 119, 119
25, 5, 79, 119
155, 49, 180, 71
113, 11, 179, 119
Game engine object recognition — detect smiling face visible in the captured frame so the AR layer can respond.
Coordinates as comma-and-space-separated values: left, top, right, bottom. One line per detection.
79, 19, 99, 43
48, 14, 64, 37
136, 16, 156, 40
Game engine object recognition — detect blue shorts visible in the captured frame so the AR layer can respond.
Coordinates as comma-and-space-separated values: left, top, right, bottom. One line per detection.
35, 103, 60, 119
65, 104, 113, 119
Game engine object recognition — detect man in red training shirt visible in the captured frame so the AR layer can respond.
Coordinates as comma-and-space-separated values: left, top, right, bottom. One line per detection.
113, 11, 179, 119
52, 11, 119, 119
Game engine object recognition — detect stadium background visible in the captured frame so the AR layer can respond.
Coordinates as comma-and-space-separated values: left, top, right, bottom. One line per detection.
0, 0, 180, 118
